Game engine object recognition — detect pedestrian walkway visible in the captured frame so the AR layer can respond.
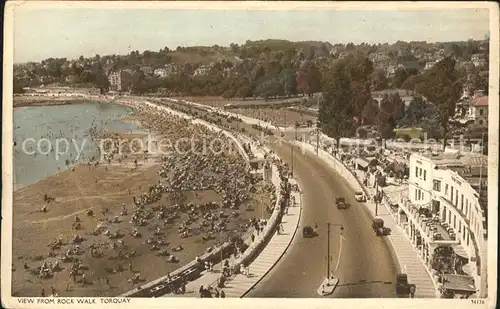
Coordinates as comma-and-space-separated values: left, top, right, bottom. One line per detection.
298, 141, 438, 298
168, 178, 302, 298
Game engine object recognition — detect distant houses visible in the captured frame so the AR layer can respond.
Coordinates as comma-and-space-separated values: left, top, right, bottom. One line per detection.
108, 69, 134, 91
193, 64, 212, 76
454, 88, 488, 126
371, 89, 420, 109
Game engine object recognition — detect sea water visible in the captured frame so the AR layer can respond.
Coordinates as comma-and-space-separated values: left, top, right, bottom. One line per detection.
13, 102, 144, 188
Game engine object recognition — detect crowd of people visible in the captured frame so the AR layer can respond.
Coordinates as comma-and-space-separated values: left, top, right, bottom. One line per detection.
23, 100, 278, 297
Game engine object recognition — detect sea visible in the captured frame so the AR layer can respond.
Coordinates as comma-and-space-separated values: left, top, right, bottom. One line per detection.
13, 102, 144, 189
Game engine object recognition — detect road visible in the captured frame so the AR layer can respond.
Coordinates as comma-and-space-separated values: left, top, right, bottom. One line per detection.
245, 137, 399, 298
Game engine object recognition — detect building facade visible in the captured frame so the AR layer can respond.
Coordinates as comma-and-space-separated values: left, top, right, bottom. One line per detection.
469, 95, 489, 126
405, 153, 487, 297
108, 69, 133, 91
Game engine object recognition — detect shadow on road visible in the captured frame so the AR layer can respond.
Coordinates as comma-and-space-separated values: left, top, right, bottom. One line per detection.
337, 279, 393, 287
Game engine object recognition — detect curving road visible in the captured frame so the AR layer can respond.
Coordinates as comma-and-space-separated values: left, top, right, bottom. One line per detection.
245, 137, 399, 298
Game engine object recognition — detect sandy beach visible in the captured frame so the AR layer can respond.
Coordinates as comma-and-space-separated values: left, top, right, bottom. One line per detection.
11, 95, 273, 297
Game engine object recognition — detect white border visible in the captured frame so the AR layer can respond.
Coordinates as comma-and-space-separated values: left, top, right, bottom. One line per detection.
2, 2, 499, 309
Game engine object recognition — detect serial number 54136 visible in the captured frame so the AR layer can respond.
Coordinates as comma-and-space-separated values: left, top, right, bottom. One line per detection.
471, 299, 485, 305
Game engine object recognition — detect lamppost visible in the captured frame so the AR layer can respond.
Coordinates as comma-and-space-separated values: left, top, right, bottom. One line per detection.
375, 178, 381, 216
316, 127, 320, 155
317, 222, 344, 296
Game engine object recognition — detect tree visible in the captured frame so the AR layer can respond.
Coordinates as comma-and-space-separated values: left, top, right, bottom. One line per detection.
236, 86, 251, 100
80, 70, 94, 83
318, 60, 356, 148
377, 94, 395, 138
296, 60, 322, 97
94, 72, 110, 93
402, 96, 427, 126
361, 100, 379, 125
414, 56, 463, 150
393, 67, 409, 88
279, 68, 297, 96
371, 68, 389, 91
343, 54, 374, 117
13, 76, 25, 93
222, 89, 235, 99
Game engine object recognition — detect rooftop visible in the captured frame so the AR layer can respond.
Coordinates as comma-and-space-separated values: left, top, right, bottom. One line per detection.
419, 152, 488, 217
472, 96, 488, 107
420, 152, 487, 169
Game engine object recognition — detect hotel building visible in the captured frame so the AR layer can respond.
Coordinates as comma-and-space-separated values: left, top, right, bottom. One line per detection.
398, 152, 488, 297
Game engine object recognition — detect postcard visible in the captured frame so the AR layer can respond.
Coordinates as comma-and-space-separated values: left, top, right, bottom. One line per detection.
2, 1, 498, 309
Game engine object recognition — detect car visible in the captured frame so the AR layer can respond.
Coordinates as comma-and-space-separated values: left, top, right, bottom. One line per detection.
336, 197, 349, 209
302, 226, 317, 237
354, 191, 366, 202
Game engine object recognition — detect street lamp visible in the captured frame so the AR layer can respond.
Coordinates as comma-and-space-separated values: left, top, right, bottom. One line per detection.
318, 222, 344, 296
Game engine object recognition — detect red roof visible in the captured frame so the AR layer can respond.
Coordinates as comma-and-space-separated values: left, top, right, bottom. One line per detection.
472, 96, 488, 107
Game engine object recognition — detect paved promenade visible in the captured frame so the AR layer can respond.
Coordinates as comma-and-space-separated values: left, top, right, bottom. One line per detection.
299, 140, 438, 298
168, 177, 303, 298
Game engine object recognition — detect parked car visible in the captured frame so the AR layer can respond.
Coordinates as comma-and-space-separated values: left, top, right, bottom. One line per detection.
336, 197, 349, 209
372, 217, 385, 236
354, 191, 366, 202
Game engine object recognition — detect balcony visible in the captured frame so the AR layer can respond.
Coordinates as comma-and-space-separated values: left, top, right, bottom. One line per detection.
405, 203, 459, 244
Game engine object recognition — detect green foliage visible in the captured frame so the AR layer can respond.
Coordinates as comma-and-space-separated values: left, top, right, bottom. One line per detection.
411, 57, 463, 146
377, 93, 405, 138
393, 67, 409, 88
296, 60, 322, 97
319, 59, 357, 142
371, 69, 389, 91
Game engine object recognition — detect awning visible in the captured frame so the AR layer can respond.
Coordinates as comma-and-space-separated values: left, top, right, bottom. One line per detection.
462, 263, 474, 277
452, 243, 469, 260
355, 158, 369, 168
442, 274, 476, 292
384, 190, 401, 206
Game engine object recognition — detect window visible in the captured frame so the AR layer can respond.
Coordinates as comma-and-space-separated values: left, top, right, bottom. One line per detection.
445, 184, 449, 195
451, 186, 454, 201
461, 194, 464, 211
415, 189, 417, 200
419, 168, 422, 177
433, 180, 441, 191
467, 233, 469, 246
459, 221, 462, 232
479, 108, 484, 116
415, 167, 418, 177
423, 170, 427, 181
453, 215, 456, 229
455, 190, 459, 206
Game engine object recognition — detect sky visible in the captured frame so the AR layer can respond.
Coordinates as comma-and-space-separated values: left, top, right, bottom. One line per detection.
12, 5, 491, 63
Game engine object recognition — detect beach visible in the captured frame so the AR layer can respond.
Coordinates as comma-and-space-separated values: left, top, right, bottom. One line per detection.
11, 95, 273, 297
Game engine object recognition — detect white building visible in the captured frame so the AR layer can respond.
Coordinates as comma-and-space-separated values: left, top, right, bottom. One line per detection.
193, 65, 211, 76
468, 94, 489, 126
424, 61, 436, 71
471, 54, 486, 68
403, 152, 488, 297
154, 68, 168, 77
140, 66, 153, 75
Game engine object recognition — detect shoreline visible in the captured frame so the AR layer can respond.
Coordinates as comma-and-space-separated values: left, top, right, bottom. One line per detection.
11, 94, 272, 297
13, 95, 113, 108
13, 97, 144, 192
